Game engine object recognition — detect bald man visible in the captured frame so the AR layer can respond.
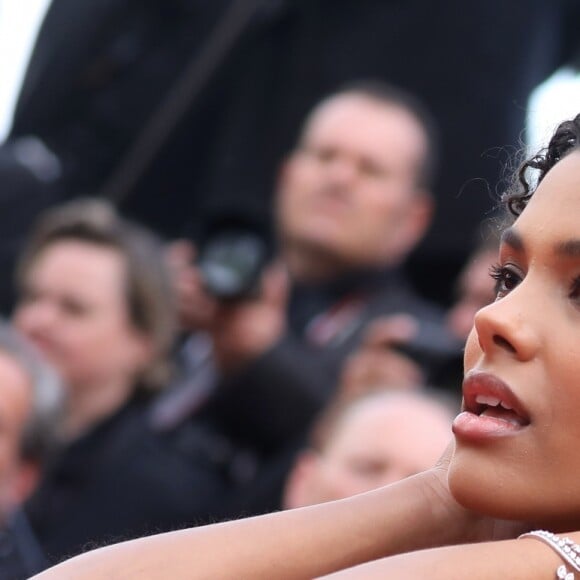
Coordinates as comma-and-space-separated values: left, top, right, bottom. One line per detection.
283, 390, 454, 508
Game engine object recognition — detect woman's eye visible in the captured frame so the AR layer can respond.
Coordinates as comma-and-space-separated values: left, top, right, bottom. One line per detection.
489, 264, 521, 298
569, 276, 580, 302
60, 298, 89, 317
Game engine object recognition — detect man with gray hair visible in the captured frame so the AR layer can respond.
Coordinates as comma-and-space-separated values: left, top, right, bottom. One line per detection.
0, 322, 63, 579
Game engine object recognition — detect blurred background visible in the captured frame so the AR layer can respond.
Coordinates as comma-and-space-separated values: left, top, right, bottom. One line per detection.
0, 0, 579, 313
1, 4, 580, 574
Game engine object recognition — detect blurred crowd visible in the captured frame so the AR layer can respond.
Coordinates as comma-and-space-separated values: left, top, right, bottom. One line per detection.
0, 1, 577, 577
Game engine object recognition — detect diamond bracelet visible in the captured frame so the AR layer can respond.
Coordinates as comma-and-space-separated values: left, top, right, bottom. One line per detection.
519, 530, 580, 579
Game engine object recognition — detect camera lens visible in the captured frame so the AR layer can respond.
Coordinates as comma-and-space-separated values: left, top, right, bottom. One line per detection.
198, 230, 268, 300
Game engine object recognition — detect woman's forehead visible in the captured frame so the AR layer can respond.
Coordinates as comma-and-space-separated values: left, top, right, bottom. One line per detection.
514, 151, 580, 235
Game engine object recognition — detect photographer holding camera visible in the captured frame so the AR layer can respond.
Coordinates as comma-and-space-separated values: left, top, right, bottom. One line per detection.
156, 82, 458, 516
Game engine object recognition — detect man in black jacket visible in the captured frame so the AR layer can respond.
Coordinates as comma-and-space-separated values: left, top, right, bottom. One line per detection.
154, 83, 458, 515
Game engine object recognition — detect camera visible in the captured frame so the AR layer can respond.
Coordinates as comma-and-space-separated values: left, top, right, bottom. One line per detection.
393, 318, 463, 367
197, 219, 272, 301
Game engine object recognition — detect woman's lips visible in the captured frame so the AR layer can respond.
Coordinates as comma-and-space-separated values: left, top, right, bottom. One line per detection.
453, 370, 531, 441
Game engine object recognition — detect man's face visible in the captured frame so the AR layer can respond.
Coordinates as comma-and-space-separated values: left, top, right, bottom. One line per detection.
284, 393, 451, 508
276, 93, 431, 277
0, 350, 34, 519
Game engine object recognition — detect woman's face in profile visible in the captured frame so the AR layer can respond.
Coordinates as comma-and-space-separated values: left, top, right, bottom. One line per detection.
448, 151, 580, 530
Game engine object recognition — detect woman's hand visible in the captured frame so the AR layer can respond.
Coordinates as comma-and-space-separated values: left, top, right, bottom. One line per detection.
420, 441, 529, 545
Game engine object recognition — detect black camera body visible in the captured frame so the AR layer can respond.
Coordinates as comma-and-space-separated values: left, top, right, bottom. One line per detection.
393, 317, 463, 371
197, 225, 271, 301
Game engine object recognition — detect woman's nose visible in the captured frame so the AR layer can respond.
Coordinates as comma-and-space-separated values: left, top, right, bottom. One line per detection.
472, 289, 540, 362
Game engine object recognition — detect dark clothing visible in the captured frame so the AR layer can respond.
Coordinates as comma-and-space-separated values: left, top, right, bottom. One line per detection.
0, 511, 47, 580
155, 268, 458, 516
207, 269, 455, 452
25, 394, 229, 564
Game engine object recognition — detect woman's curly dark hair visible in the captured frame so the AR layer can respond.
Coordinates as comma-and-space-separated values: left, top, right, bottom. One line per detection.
503, 113, 580, 216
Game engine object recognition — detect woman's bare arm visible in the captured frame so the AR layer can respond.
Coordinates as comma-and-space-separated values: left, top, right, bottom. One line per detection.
318, 533, 580, 579
32, 467, 488, 580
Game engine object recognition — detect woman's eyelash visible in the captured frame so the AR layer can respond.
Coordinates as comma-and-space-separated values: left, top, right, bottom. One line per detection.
570, 275, 580, 299
488, 263, 504, 282
488, 263, 520, 295
489, 265, 580, 302
488, 263, 509, 287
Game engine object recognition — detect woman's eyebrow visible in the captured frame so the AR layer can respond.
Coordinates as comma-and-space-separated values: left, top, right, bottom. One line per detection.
502, 226, 580, 257
500, 227, 524, 252
555, 239, 580, 257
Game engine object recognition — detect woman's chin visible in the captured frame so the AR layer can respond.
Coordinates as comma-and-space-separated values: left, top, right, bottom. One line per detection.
450, 465, 580, 534
448, 458, 525, 521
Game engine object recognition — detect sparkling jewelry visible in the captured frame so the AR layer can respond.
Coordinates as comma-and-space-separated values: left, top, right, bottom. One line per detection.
519, 530, 580, 578
556, 564, 574, 580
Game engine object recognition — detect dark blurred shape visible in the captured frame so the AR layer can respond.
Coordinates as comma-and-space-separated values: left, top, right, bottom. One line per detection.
198, 228, 270, 301
392, 318, 463, 368
0, 0, 579, 317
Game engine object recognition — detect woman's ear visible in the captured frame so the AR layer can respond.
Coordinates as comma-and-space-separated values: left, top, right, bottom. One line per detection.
135, 334, 155, 369
124, 329, 155, 380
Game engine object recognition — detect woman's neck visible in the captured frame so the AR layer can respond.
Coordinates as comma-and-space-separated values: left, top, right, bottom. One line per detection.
63, 377, 136, 441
